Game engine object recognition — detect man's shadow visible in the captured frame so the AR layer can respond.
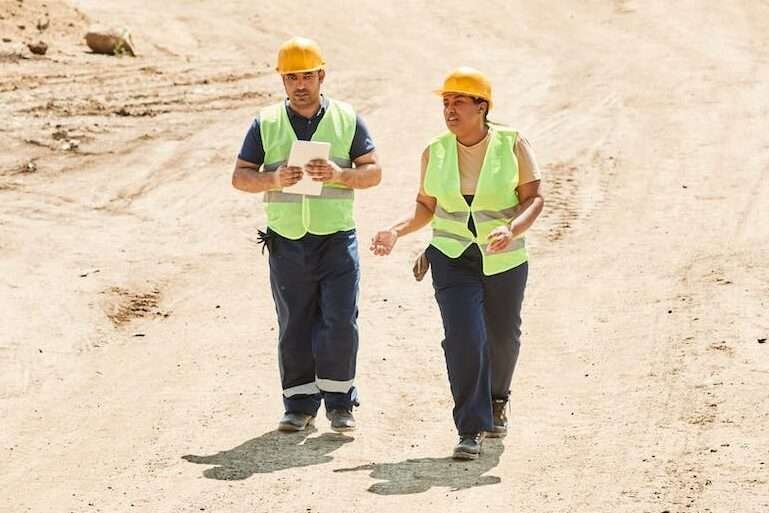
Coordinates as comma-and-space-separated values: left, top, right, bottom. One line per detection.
334, 439, 504, 495
182, 428, 352, 480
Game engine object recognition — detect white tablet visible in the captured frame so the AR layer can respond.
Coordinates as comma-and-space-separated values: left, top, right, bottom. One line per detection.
283, 140, 331, 196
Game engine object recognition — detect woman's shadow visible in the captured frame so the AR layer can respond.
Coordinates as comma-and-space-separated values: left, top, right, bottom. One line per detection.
334, 439, 504, 495
182, 428, 352, 480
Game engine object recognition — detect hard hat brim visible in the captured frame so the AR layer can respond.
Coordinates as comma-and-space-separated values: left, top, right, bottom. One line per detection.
434, 89, 493, 109
277, 64, 325, 74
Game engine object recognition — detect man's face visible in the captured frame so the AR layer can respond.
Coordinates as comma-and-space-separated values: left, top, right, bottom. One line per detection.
282, 70, 324, 109
442, 93, 486, 134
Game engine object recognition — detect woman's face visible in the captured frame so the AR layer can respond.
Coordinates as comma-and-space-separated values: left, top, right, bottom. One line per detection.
442, 93, 485, 135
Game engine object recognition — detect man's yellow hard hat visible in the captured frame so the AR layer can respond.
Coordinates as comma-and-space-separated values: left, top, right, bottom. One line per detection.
435, 66, 493, 110
276, 37, 325, 74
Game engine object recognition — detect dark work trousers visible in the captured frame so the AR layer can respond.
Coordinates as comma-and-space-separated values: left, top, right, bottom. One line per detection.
267, 228, 360, 416
426, 243, 528, 435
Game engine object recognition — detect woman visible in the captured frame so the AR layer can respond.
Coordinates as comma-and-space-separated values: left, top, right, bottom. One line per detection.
370, 67, 544, 460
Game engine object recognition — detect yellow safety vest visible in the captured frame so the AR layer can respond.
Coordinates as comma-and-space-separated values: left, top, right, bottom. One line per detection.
424, 127, 528, 275
260, 99, 357, 239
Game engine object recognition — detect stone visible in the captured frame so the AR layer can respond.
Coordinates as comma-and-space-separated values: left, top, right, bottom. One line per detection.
27, 40, 48, 55
84, 26, 136, 56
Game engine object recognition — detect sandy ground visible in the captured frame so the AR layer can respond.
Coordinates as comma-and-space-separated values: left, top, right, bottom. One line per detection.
2, 1, 769, 512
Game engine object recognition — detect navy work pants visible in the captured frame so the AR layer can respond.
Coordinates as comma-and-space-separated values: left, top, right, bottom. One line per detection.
426, 244, 528, 435
268, 229, 360, 416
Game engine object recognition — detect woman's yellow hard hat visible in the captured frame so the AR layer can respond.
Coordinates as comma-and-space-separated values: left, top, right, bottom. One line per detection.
276, 37, 325, 74
435, 66, 493, 110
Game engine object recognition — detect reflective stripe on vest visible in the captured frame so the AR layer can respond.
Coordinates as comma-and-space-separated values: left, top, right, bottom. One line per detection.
260, 99, 357, 239
424, 126, 528, 275
262, 156, 355, 202
265, 187, 354, 203
434, 204, 520, 224
262, 157, 352, 171
432, 229, 526, 255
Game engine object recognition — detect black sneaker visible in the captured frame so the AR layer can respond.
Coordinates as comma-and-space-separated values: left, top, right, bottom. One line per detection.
486, 398, 508, 438
277, 412, 315, 432
453, 433, 483, 460
326, 409, 356, 432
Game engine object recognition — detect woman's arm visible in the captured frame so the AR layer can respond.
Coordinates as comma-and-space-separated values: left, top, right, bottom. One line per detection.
510, 180, 544, 235
370, 150, 435, 256
370, 193, 436, 255
487, 179, 545, 253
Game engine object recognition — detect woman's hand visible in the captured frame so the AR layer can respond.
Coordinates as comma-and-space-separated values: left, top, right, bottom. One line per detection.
370, 229, 398, 256
486, 224, 517, 253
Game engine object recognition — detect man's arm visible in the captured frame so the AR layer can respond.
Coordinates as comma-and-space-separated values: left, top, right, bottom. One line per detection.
231, 159, 303, 193
232, 117, 298, 194
305, 111, 381, 189
338, 150, 382, 189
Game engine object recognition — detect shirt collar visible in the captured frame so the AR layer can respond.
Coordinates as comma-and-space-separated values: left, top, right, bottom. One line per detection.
285, 94, 329, 121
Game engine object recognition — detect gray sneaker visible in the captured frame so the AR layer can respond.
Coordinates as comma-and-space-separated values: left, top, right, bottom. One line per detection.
453, 433, 483, 460
326, 409, 356, 432
486, 398, 508, 438
278, 412, 315, 432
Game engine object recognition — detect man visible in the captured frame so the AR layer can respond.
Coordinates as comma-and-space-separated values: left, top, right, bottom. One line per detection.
232, 37, 381, 433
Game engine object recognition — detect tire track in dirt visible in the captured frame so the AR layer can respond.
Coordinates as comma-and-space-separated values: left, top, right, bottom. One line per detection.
1, 0, 274, 183
4, 59, 271, 117
652, 251, 769, 511
536, 104, 620, 242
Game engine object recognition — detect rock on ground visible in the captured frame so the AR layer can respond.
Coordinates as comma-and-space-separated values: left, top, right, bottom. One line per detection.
84, 26, 135, 56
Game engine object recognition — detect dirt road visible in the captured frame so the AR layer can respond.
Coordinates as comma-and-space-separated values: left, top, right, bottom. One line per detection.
2, 1, 768, 511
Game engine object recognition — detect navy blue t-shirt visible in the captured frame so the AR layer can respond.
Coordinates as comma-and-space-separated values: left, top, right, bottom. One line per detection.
238, 96, 375, 166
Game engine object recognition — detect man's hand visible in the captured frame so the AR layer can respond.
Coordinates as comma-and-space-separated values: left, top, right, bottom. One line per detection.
486, 224, 517, 253
274, 165, 304, 188
305, 159, 342, 182
370, 229, 398, 256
